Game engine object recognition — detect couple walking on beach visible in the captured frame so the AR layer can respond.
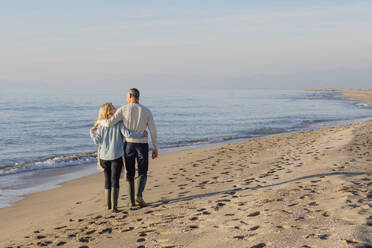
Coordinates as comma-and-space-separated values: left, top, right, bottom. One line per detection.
90, 88, 158, 212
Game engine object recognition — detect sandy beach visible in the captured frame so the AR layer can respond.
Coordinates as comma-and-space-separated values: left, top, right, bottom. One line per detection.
1, 90, 372, 248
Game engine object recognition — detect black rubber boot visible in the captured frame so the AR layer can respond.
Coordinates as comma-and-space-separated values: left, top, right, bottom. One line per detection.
136, 175, 147, 198
135, 176, 147, 207
105, 189, 112, 210
127, 181, 135, 207
112, 188, 119, 213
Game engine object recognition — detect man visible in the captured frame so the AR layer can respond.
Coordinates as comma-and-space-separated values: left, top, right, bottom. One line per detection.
96, 88, 158, 207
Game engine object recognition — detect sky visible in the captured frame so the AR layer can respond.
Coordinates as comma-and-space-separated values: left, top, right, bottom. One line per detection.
1, 0, 371, 90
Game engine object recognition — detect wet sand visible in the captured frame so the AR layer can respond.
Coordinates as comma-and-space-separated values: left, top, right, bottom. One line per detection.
1, 91, 372, 248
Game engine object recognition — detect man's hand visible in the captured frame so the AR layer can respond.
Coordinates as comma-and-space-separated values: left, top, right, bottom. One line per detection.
152, 149, 158, 159
144, 130, 148, 137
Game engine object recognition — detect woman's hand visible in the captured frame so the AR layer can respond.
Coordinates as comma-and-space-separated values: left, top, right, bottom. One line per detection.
143, 130, 148, 137
91, 121, 98, 131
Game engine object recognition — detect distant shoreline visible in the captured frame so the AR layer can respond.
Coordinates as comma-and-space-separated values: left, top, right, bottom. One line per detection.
307, 88, 372, 106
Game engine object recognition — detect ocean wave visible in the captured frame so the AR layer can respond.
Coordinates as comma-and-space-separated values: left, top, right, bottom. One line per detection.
0, 152, 97, 176
249, 127, 287, 136
301, 119, 328, 125
161, 136, 234, 148
161, 127, 288, 148
355, 102, 372, 108
1, 127, 290, 175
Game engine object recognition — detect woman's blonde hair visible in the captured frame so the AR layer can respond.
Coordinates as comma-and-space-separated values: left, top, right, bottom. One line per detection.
97, 102, 115, 120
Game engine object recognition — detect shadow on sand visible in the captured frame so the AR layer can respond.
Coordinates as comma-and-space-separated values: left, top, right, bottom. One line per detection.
149, 171, 372, 208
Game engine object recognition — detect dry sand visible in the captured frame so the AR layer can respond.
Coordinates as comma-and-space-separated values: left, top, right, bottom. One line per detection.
1, 91, 372, 248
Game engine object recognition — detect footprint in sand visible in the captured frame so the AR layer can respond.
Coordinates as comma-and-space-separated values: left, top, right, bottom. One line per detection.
322, 212, 329, 217
37, 240, 53, 246
214, 202, 226, 211
288, 203, 298, 207
251, 243, 266, 248
122, 227, 135, 232
318, 234, 329, 240
68, 233, 77, 238
308, 201, 318, 206
189, 225, 198, 230
56, 241, 67, 246
249, 225, 260, 231
247, 211, 260, 217
239, 220, 248, 225
79, 237, 90, 243
233, 235, 245, 240
54, 225, 67, 230
86, 230, 96, 235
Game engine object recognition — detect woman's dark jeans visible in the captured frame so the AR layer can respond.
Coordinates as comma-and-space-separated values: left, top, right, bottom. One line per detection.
100, 157, 123, 189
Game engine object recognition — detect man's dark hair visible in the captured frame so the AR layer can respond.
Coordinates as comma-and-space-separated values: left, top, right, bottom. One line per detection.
129, 88, 140, 99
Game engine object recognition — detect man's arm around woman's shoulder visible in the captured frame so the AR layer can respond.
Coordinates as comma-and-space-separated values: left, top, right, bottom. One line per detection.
97, 106, 124, 127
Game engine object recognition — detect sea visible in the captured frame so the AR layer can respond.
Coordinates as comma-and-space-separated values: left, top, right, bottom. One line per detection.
1, 88, 372, 208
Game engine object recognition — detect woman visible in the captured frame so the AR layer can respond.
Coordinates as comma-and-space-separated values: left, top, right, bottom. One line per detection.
90, 102, 146, 212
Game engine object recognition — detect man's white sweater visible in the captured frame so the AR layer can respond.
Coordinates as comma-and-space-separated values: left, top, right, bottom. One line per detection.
97, 103, 158, 150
